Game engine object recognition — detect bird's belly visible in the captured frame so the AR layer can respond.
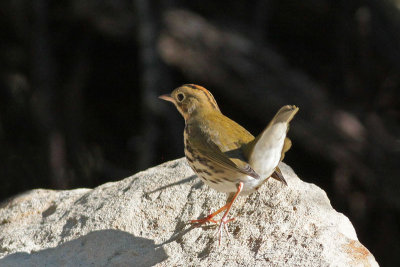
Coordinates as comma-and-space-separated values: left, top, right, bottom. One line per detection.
186, 158, 265, 194
199, 172, 265, 194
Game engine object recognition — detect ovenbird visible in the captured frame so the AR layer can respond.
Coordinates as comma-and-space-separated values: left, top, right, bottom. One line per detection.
159, 84, 298, 244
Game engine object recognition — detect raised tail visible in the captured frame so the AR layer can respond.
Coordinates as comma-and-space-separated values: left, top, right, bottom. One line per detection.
244, 105, 299, 179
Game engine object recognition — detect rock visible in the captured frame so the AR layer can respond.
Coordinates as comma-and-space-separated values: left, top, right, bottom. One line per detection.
0, 158, 378, 266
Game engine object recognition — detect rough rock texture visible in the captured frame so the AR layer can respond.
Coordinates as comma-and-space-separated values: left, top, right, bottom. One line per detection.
0, 158, 378, 266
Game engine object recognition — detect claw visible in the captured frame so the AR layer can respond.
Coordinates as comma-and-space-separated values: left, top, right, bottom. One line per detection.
218, 222, 223, 246
223, 221, 230, 235
190, 214, 218, 225
216, 216, 235, 245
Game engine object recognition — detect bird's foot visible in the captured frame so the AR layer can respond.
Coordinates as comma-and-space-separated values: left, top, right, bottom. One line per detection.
190, 216, 218, 225
215, 216, 235, 245
190, 209, 219, 225
190, 207, 227, 225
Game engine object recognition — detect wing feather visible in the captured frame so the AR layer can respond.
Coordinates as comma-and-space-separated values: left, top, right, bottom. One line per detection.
190, 133, 260, 179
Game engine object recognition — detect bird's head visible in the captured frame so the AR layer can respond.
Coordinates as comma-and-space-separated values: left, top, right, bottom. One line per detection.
159, 84, 220, 120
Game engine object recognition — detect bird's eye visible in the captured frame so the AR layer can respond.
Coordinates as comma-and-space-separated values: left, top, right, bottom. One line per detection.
176, 93, 185, 102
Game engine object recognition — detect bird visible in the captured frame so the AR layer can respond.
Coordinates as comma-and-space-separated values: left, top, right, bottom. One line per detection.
159, 84, 298, 244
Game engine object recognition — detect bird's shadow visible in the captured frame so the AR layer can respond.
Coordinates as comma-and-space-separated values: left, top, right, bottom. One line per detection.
157, 219, 217, 247
144, 174, 199, 196
0, 229, 167, 267
145, 174, 217, 247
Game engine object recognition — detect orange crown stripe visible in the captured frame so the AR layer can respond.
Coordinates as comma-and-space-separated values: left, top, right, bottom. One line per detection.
183, 84, 220, 111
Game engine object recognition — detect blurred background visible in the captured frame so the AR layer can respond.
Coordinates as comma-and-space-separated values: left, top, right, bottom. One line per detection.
0, 0, 399, 265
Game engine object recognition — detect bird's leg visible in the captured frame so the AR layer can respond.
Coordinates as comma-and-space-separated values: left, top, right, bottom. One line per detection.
190, 189, 239, 225
217, 182, 243, 245
190, 182, 243, 232
190, 203, 228, 225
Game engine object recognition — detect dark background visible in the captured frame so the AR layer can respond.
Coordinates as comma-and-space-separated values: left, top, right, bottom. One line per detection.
1, 0, 399, 265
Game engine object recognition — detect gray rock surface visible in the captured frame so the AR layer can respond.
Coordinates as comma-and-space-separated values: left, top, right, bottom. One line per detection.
0, 158, 378, 266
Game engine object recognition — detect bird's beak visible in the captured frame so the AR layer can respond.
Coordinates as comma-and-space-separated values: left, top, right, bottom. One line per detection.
159, 94, 174, 103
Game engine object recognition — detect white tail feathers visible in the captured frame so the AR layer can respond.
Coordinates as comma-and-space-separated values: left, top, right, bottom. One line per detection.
248, 105, 299, 178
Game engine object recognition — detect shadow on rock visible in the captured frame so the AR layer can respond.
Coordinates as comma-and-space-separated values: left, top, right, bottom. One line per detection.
0, 229, 167, 267
145, 174, 198, 195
